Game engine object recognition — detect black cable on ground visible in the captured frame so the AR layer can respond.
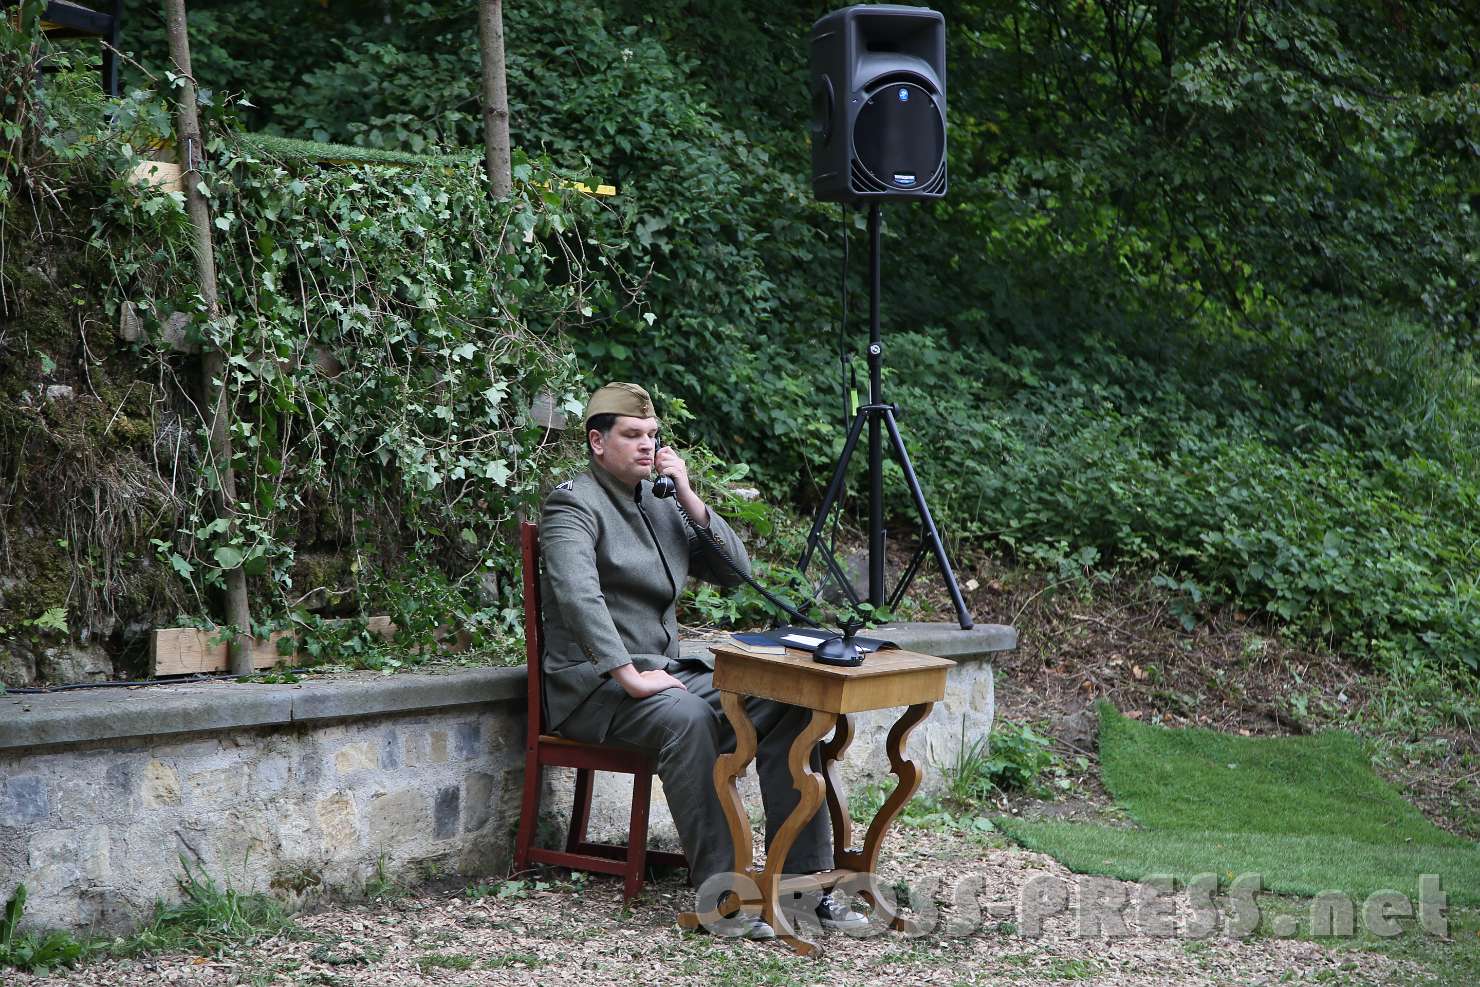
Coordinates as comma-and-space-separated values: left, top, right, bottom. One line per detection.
4, 671, 255, 695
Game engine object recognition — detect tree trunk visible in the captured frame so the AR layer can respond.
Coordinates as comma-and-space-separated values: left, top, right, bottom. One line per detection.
163, 0, 253, 675
478, 0, 513, 198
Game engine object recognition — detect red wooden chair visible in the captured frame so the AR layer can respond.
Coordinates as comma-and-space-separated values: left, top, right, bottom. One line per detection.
512, 521, 686, 901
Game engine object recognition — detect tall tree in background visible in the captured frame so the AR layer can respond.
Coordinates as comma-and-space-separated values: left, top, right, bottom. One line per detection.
164, 0, 253, 674
478, 0, 511, 197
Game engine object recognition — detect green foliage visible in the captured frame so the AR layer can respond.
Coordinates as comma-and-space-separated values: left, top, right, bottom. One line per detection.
0, 885, 88, 976
946, 717, 1064, 802
5, 48, 634, 670
415, 952, 476, 972
848, 776, 1000, 838
125, 856, 299, 955
363, 855, 407, 902
15, 0, 1480, 686
465, 872, 587, 901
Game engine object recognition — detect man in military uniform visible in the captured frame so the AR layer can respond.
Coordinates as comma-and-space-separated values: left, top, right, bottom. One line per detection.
540, 382, 866, 938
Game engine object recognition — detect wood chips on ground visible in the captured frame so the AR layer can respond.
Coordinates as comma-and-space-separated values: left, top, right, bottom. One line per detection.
7, 827, 1413, 987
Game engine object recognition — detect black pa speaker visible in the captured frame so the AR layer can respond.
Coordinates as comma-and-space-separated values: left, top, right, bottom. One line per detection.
809, 4, 947, 202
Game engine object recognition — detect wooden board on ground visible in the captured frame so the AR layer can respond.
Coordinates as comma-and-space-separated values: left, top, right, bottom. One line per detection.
150, 615, 408, 676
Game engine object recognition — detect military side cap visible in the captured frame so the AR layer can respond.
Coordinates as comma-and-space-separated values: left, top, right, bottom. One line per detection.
583, 382, 658, 422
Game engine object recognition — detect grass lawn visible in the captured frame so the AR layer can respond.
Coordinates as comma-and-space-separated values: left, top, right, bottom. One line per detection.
998, 703, 1479, 903
995, 820, 1480, 907
995, 703, 1480, 984
1097, 702, 1468, 849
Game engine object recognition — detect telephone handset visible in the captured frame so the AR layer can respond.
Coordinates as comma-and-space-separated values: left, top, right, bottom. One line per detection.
651, 429, 676, 499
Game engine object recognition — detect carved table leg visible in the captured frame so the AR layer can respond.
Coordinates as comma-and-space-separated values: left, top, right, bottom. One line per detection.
837, 701, 933, 932
821, 713, 854, 863
677, 690, 759, 932
762, 707, 837, 956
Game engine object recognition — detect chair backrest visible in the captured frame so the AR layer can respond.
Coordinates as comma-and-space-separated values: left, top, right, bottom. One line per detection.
519, 521, 546, 746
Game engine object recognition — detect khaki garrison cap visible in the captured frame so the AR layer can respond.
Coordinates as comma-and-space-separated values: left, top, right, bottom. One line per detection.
583, 382, 658, 422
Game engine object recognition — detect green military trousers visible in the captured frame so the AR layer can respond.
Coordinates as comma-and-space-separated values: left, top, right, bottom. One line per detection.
556, 659, 834, 891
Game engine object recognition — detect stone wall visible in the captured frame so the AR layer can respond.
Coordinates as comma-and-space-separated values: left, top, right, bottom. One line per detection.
0, 670, 529, 935
3, 712, 527, 933
0, 623, 1011, 935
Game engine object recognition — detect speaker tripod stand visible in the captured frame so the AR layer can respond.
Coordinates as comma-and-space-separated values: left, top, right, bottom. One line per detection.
798, 204, 973, 630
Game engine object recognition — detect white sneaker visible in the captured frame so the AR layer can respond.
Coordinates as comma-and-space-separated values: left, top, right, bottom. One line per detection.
815, 891, 870, 932
708, 914, 777, 940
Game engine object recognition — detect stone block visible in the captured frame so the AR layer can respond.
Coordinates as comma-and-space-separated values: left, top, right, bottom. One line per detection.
1, 775, 49, 826
28, 825, 106, 889
80, 825, 111, 881
463, 771, 496, 833
119, 823, 183, 895
366, 789, 428, 847
36, 644, 112, 685
334, 742, 377, 775
139, 763, 180, 804
294, 749, 326, 789
274, 800, 317, 853
255, 755, 290, 794
453, 721, 482, 760
77, 888, 142, 937
433, 786, 460, 841
188, 764, 250, 804
212, 810, 279, 879
105, 759, 138, 797
0, 646, 37, 688
28, 829, 81, 893
379, 728, 401, 770
429, 730, 450, 764
315, 792, 359, 855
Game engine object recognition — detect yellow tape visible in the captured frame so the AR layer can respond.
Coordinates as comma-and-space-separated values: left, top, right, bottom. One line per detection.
548, 179, 618, 197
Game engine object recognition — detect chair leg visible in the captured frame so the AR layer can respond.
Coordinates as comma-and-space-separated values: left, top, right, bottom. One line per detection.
566, 767, 595, 852
624, 770, 654, 903
513, 750, 542, 873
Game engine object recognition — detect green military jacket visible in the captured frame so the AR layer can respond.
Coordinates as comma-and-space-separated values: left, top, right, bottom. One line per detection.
539, 461, 751, 740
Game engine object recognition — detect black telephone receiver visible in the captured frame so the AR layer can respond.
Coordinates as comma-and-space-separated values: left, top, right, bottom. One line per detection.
652, 429, 676, 499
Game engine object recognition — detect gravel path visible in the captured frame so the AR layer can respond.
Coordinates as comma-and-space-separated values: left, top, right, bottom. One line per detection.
7, 828, 1411, 986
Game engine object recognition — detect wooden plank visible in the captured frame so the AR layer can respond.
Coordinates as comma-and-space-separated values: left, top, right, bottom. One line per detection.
127, 159, 182, 193
149, 628, 295, 676
149, 614, 431, 677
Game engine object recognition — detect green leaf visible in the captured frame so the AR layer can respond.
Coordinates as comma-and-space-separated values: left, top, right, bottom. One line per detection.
214, 546, 245, 570
33, 608, 68, 634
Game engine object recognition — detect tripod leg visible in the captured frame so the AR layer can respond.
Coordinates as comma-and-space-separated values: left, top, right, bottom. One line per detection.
889, 542, 929, 611
819, 544, 864, 608
798, 409, 870, 576
882, 409, 974, 629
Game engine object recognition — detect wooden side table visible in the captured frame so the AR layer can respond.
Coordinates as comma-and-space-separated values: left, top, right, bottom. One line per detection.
677, 643, 954, 955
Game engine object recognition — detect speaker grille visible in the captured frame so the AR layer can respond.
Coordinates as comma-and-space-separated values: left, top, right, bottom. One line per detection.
850, 80, 946, 197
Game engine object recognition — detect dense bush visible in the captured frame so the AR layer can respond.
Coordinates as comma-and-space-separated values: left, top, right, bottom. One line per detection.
14, 0, 1480, 678
4, 23, 619, 662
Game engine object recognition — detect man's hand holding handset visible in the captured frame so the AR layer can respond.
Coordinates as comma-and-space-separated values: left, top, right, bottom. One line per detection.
609, 437, 707, 700
655, 442, 710, 527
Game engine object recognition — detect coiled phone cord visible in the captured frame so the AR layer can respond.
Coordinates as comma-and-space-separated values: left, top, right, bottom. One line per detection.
669, 497, 823, 630
637, 473, 825, 632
